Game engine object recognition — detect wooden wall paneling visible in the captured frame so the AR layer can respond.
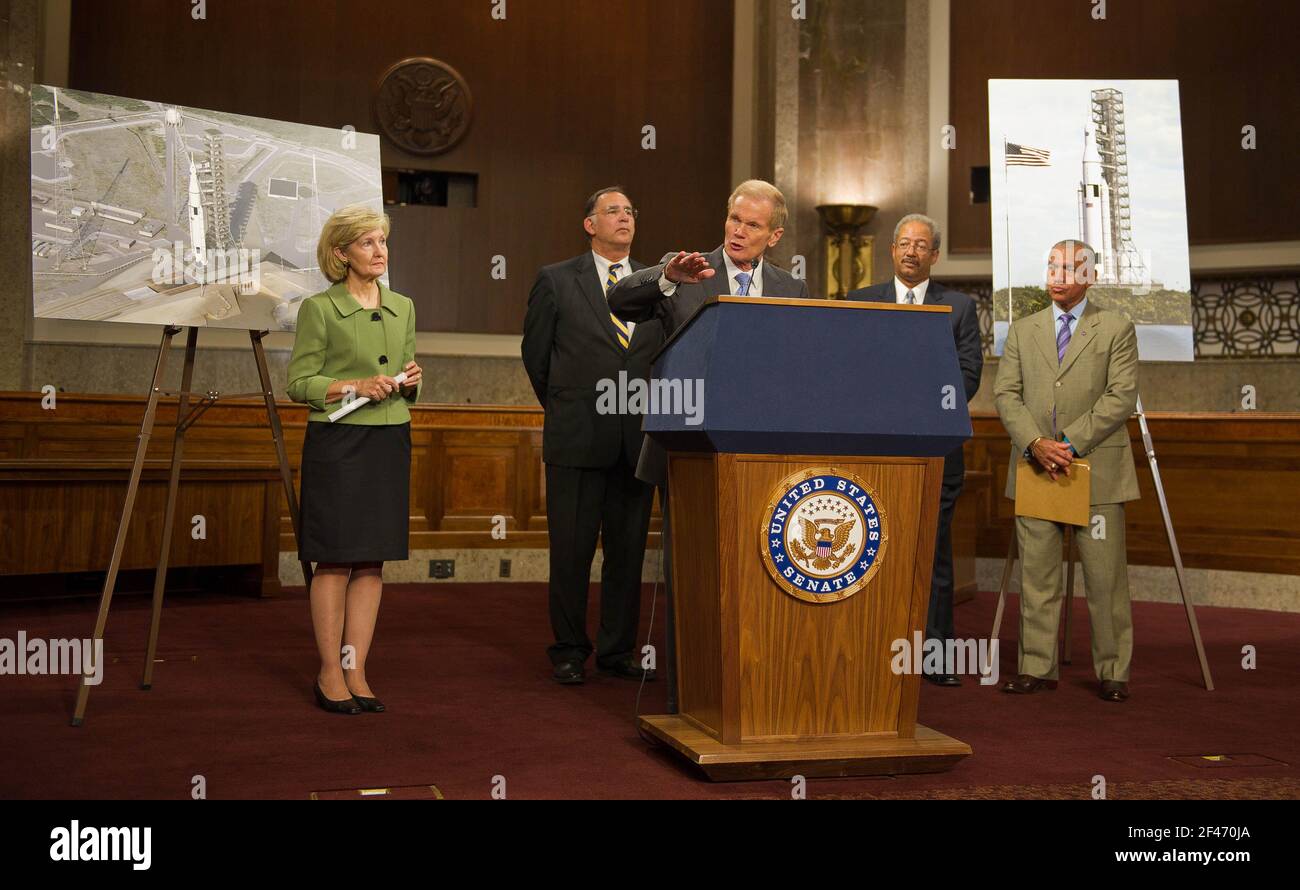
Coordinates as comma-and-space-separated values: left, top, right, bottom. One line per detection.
515, 432, 543, 534
437, 429, 518, 534
5, 395, 1292, 579
959, 413, 1300, 576
408, 424, 435, 534
0, 460, 280, 589
426, 428, 447, 530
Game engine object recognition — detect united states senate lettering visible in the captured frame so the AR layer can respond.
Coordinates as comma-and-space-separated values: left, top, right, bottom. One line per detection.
759, 468, 888, 604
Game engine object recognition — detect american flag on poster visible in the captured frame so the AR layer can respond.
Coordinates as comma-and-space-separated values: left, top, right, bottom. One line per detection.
1005, 142, 1051, 166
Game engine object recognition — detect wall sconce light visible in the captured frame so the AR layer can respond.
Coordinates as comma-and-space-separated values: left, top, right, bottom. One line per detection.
816, 203, 877, 299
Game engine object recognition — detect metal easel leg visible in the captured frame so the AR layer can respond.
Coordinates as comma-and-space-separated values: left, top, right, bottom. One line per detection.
141, 327, 197, 690
987, 531, 1017, 680
1135, 395, 1214, 691
250, 330, 313, 590
72, 326, 179, 726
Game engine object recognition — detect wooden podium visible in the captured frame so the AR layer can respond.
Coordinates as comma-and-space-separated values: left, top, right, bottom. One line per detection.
636, 297, 973, 780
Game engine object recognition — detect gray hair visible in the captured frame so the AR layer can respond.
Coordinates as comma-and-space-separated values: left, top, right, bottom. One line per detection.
893, 213, 941, 251
728, 179, 788, 230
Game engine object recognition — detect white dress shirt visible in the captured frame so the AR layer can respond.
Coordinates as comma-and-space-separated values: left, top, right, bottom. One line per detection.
594, 250, 635, 337
893, 276, 930, 305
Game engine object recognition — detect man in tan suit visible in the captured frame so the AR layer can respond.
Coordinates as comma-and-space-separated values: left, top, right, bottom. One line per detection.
994, 240, 1140, 702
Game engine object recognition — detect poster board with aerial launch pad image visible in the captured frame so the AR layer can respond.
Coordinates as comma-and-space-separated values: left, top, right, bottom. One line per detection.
29, 85, 384, 332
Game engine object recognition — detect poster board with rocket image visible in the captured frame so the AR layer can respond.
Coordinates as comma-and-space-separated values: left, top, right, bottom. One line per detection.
29, 85, 383, 332
988, 79, 1193, 361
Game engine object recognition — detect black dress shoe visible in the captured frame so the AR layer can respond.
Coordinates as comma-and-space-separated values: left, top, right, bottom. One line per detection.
922, 672, 963, 687
314, 682, 362, 715
598, 657, 656, 681
552, 660, 586, 685
999, 674, 1058, 694
350, 693, 386, 713
1099, 680, 1130, 702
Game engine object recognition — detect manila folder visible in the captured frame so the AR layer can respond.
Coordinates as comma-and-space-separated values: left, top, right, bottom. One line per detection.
1015, 458, 1090, 526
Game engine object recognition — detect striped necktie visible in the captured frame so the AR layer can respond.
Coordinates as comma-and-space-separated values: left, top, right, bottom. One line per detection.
1052, 312, 1075, 434
1057, 312, 1074, 363
735, 271, 752, 296
605, 262, 630, 349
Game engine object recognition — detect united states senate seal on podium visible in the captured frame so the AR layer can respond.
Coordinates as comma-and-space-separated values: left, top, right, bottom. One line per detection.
760, 468, 888, 603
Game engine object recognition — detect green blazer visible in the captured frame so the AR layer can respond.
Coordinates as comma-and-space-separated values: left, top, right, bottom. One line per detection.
286, 281, 422, 424
994, 300, 1140, 504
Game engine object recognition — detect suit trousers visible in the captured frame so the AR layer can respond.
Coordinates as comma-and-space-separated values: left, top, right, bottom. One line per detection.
925, 478, 963, 653
545, 457, 655, 666
1015, 502, 1133, 682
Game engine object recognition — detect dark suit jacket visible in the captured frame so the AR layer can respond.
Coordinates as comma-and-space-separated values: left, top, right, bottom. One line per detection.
521, 252, 665, 469
608, 246, 812, 484
846, 279, 983, 482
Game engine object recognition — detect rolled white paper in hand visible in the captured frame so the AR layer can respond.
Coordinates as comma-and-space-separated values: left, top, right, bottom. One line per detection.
327, 371, 408, 422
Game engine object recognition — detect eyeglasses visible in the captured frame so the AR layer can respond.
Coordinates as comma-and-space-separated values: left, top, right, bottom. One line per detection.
589, 206, 638, 220
895, 239, 933, 253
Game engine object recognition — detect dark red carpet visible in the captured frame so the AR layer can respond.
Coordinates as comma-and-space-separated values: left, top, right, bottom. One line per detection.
1, 581, 1296, 799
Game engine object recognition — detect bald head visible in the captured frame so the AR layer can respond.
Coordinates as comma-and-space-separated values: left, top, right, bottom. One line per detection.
1046, 239, 1096, 311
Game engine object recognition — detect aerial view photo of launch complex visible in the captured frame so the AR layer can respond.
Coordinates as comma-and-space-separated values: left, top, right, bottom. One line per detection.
29, 86, 382, 331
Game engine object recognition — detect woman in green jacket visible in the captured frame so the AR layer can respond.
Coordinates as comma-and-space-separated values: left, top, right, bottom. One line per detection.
287, 204, 422, 715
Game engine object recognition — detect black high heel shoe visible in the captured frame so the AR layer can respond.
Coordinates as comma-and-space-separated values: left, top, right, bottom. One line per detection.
314, 681, 362, 715
350, 692, 386, 713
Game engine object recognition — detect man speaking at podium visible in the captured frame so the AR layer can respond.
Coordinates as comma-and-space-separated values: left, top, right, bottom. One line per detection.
608, 179, 809, 710
847, 213, 983, 687
994, 240, 1140, 703
608, 179, 811, 483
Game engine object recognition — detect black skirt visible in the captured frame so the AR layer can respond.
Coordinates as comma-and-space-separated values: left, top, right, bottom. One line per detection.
298, 422, 411, 564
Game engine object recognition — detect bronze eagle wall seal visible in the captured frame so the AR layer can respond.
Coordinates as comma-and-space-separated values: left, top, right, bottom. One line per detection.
374, 57, 472, 155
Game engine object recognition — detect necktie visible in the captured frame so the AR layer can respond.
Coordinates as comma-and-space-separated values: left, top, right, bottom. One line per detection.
1057, 313, 1074, 364
605, 262, 630, 349
905, 289, 916, 305
734, 271, 752, 296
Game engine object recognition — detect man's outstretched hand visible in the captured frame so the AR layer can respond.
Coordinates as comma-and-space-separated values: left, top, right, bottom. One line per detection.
664, 251, 716, 284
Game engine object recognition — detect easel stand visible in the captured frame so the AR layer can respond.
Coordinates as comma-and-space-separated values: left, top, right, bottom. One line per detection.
988, 395, 1214, 691
71, 325, 313, 726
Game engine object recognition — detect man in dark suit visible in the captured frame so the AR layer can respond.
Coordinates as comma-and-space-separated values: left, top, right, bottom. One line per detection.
521, 186, 663, 685
607, 179, 810, 709
847, 213, 983, 686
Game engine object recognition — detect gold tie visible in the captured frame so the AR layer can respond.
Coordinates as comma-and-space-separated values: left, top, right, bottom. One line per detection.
606, 262, 630, 349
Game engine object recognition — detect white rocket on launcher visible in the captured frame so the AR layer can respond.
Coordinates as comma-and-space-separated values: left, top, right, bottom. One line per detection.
187, 159, 207, 282
1077, 125, 1113, 282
